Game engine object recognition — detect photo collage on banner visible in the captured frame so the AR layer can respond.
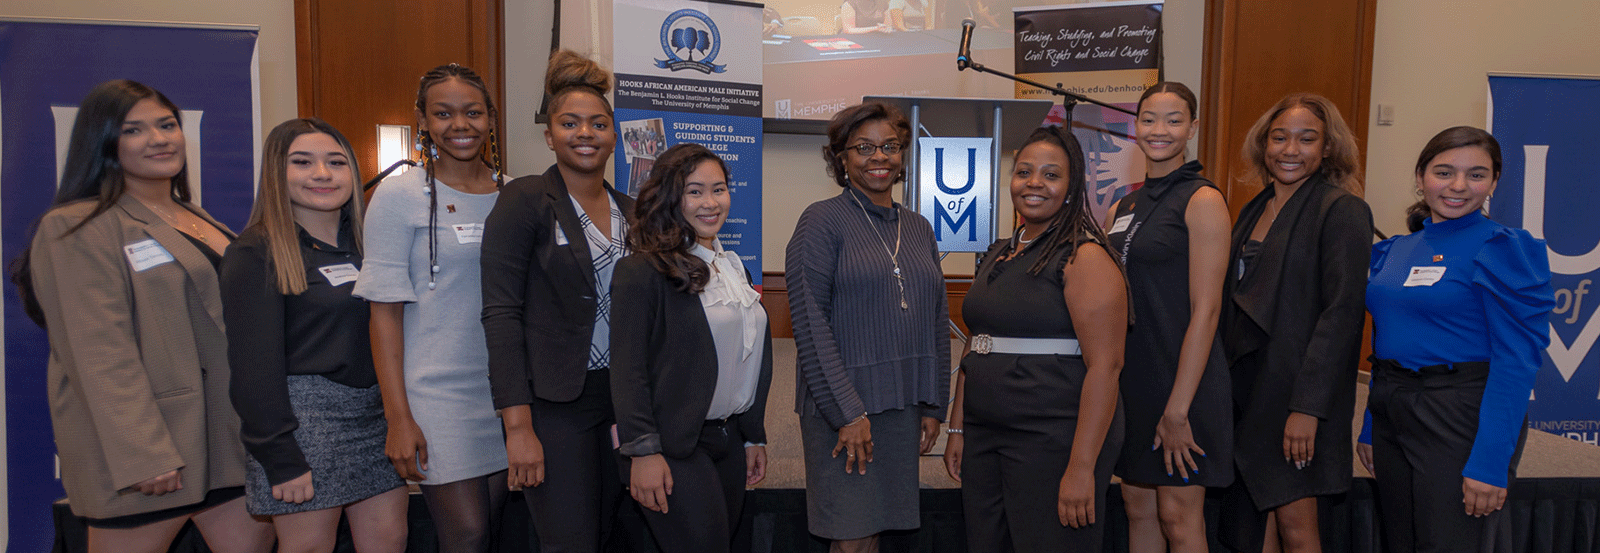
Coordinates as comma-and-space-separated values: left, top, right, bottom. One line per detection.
0, 19, 259, 551
1013, 0, 1162, 224
613, 0, 764, 280
1488, 74, 1600, 446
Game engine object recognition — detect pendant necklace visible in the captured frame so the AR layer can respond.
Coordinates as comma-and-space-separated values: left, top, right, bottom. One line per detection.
849, 191, 908, 310
144, 200, 208, 243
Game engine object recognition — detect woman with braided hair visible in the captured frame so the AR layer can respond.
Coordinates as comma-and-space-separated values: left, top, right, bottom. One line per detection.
352, 63, 508, 551
943, 125, 1127, 552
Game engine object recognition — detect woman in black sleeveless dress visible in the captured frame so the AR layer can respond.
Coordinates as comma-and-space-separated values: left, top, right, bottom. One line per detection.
1105, 83, 1233, 553
943, 126, 1127, 553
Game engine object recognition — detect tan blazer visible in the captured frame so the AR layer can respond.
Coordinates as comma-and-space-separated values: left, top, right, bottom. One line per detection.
31, 194, 246, 519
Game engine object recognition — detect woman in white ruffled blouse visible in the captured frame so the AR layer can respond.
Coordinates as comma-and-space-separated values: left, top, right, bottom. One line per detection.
609, 143, 774, 553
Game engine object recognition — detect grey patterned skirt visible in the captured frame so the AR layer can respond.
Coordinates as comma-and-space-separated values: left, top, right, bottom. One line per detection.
245, 375, 404, 516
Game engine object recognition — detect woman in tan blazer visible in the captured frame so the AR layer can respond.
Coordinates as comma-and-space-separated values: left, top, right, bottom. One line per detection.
17, 80, 273, 553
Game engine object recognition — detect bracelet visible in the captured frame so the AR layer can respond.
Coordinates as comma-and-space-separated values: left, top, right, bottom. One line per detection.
945, 428, 964, 434
843, 413, 868, 427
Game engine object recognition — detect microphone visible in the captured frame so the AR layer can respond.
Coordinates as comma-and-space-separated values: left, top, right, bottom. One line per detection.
956, 18, 975, 70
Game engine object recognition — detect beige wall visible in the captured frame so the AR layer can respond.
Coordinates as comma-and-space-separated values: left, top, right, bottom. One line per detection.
1364, 0, 1600, 236
3, 0, 299, 144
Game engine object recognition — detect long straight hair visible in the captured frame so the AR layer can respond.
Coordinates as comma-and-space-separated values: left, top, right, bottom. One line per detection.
11, 80, 189, 327
628, 143, 729, 293
245, 118, 365, 295
57, 80, 193, 234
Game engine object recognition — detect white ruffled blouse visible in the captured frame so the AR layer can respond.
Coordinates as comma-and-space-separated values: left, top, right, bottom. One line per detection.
690, 239, 767, 421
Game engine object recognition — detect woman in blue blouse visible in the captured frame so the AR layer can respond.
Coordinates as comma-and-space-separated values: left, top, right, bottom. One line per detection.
1358, 126, 1553, 552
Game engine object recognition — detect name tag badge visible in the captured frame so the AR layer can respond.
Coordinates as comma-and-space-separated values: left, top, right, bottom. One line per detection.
554, 222, 569, 246
317, 263, 360, 286
123, 239, 176, 272
451, 223, 484, 244
1110, 213, 1134, 234
1403, 266, 1447, 287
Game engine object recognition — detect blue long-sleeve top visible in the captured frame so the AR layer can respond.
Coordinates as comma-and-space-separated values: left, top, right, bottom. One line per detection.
1358, 211, 1553, 487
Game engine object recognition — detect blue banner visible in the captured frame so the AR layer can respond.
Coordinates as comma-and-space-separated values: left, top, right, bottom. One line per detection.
1488, 74, 1600, 445
613, 0, 764, 281
0, 19, 258, 550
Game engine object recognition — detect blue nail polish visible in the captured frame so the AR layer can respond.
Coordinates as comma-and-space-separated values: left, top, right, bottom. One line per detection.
1200, 452, 1207, 457
1152, 444, 1158, 451
1193, 468, 1200, 474
1182, 475, 1189, 483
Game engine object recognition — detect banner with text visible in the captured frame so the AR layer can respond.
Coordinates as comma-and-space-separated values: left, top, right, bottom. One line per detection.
614, 0, 764, 279
0, 19, 259, 551
1014, 1, 1161, 224
1488, 74, 1600, 445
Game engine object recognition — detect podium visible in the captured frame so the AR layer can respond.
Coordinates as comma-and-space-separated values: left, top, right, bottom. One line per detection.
865, 96, 1052, 253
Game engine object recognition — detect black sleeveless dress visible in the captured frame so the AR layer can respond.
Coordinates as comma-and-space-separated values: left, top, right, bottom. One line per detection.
958, 232, 1125, 553
1104, 160, 1233, 487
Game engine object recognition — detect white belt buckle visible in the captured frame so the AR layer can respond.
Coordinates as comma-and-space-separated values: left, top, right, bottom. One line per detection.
971, 334, 993, 355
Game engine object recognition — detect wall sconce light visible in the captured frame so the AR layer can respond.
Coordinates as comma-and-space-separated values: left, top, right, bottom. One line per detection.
377, 124, 412, 172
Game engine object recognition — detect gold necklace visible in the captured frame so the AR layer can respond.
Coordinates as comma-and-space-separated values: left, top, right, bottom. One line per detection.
848, 191, 908, 310
143, 200, 208, 242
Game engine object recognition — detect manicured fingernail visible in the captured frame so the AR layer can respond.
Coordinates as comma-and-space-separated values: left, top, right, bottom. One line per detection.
1193, 468, 1200, 474
1182, 475, 1189, 483
1200, 453, 1207, 457
1152, 444, 1159, 451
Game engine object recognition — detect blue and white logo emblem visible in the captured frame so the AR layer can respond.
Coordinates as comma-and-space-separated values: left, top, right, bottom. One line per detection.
655, 9, 725, 74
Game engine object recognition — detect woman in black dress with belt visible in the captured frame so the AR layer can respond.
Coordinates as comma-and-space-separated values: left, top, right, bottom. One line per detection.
1105, 82, 1232, 553
943, 125, 1127, 553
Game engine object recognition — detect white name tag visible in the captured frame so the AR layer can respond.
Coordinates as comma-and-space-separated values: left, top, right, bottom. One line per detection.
1403, 266, 1447, 287
451, 223, 484, 244
317, 263, 359, 286
1110, 213, 1134, 234
554, 222, 569, 246
123, 239, 175, 272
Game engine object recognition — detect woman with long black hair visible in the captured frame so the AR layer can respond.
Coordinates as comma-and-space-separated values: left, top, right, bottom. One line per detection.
18, 79, 274, 553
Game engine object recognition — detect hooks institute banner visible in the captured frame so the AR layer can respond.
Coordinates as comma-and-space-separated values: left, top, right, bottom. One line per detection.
1013, 1, 1162, 224
613, 0, 764, 280
0, 19, 259, 551
1488, 74, 1600, 445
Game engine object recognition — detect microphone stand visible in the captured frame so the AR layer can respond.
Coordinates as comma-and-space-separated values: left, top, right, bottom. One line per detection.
957, 53, 1135, 126
364, 159, 417, 192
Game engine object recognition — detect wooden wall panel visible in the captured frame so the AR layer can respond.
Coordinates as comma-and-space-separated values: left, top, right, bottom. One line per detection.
296, 0, 504, 179
1200, 0, 1377, 215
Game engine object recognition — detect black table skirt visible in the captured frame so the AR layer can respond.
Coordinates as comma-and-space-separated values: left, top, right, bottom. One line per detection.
52, 478, 1600, 553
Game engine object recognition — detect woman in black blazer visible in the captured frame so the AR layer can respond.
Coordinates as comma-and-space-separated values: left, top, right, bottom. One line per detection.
480, 50, 637, 552
1219, 93, 1372, 553
610, 143, 773, 553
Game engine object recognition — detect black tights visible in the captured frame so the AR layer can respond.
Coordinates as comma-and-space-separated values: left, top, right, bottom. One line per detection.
420, 469, 509, 552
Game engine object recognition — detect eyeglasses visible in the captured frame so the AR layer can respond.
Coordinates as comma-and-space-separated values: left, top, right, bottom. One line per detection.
845, 142, 903, 156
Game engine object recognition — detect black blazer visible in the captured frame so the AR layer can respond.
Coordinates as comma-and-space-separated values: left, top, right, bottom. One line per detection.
483, 165, 635, 406
1223, 173, 1371, 506
608, 255, 773, 459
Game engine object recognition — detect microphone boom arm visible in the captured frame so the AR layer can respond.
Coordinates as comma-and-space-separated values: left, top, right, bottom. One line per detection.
957, 54, 1136, 117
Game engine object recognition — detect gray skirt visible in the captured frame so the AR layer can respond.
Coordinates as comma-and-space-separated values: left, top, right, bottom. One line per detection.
246, 375, 405, 516
800, 407, 922, 539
